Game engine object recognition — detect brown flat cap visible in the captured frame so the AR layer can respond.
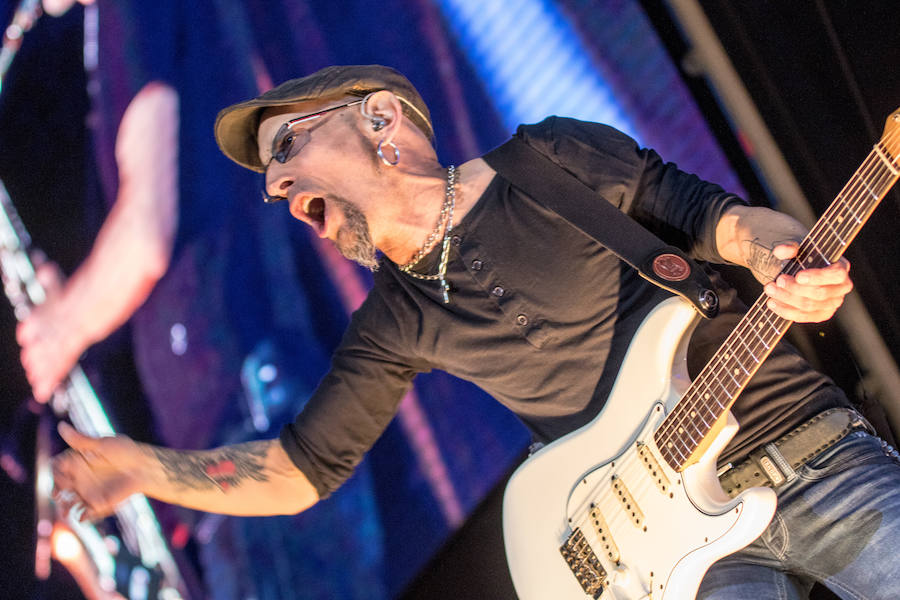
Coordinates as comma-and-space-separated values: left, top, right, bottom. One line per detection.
214, 64, 434, 172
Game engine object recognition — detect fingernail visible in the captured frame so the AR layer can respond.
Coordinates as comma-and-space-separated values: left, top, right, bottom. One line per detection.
797, 273, 808, 284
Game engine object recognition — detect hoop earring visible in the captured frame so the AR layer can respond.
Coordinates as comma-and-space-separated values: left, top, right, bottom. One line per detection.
377, 140, 399, 166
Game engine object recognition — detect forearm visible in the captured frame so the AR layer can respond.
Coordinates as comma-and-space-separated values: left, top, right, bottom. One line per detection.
137, 438, 319, 516
715, 204, 808, 282
49, 81, 179, 350
59, 200, 174, 346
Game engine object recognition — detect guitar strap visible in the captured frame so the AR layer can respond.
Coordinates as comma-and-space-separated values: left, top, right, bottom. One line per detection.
482, 136, 719, 318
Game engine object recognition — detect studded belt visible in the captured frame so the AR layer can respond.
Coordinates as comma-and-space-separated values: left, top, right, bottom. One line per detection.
719, 407, 874, 498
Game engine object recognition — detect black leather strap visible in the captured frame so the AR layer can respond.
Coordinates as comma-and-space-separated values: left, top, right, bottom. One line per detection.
482, 137, 719, 318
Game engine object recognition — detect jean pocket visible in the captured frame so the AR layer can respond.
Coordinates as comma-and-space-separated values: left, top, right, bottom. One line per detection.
798, 431, 890, 481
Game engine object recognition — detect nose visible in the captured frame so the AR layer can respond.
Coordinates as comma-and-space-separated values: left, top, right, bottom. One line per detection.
263, 167, 293, 204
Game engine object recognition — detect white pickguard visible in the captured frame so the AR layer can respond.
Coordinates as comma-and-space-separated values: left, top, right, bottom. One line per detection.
502, 297, 776, 599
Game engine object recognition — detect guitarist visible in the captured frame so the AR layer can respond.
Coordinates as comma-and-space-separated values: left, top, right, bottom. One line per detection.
15, 4, 384, 597
52, 65, 900, 599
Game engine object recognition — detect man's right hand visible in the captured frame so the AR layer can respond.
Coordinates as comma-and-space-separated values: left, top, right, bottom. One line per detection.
52, 422, 144, 522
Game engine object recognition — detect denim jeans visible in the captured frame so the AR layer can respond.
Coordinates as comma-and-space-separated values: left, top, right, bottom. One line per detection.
698, 431, 900, 599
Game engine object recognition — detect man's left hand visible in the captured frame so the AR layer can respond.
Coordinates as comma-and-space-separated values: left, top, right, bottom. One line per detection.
16, 261, 83, 402
762, 242, 853, 323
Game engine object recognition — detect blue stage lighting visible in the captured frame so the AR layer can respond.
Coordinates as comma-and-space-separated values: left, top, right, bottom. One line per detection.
436, 0, 641, 143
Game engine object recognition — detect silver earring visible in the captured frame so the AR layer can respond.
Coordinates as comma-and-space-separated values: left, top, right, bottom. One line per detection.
371, 118, 386, 132
377, 140, 399, 166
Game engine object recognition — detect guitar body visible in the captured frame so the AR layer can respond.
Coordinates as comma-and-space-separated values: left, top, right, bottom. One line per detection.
503, 297, 777, 599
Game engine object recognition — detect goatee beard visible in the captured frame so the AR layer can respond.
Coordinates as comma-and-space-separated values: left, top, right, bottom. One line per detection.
332, 197, 379, 271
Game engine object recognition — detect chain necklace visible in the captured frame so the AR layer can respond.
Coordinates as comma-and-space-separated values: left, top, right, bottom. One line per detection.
398, 165, 457, 303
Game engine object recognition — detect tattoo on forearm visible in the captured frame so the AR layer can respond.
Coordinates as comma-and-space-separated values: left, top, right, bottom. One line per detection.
152, 441, 271, 493
743, 238, 786, 283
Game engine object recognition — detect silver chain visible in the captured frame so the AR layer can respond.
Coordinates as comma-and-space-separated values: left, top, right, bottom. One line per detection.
398, 165, 457, 275
398, 166, 457, 303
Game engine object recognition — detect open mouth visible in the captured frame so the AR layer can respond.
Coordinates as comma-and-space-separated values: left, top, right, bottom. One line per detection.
304, 197, 326, 231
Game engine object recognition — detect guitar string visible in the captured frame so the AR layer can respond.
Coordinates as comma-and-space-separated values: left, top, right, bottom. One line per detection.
654, 123, 900, 466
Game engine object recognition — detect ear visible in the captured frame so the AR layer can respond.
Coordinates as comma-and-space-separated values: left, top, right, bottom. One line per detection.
361, 90, 404, 145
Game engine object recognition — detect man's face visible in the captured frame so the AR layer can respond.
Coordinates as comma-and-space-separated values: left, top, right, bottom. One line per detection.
258, 99, 379, 270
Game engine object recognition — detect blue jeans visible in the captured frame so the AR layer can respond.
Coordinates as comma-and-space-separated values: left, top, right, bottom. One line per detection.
698, 431, 900, 600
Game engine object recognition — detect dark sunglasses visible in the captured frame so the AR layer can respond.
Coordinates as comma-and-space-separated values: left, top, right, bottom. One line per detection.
261, 99, 365, 203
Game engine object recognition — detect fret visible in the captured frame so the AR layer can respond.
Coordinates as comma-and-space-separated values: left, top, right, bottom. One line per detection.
699, 389, 726, 414
694, 401, 715, 427
736, 335, 761, 363
861, 178, 880, 201
759, 307, 780, 332
734, 362, 751, 378
724, 369, 742, 389
752, 319, 773, 347
662, 438, 689, 463
662, 435, 691, 464
874, 143, 899, 176
802, 249, 830, 269
842, 200, 864, 224
710, 374, 735, 401
663, 400, 707, 443
862, 179, 889, 204
822, 219, 846, 246
673, 422, 702, 446
706, 395, 724, 416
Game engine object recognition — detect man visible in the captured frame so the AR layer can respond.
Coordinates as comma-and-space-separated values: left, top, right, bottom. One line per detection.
19, 1, 383, 595
52, 65, 900, 598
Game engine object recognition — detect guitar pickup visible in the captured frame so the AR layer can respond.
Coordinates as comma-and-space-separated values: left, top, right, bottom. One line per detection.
589, 505, 620, 563
560, 527, 607, 598
637, 442, 671, 494
611, 475, 645, 528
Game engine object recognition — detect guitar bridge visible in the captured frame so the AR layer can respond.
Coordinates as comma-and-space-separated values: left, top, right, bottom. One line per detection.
560, 527, 607, 598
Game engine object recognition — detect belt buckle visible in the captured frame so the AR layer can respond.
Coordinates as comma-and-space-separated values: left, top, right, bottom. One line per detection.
756, 443, 796, 487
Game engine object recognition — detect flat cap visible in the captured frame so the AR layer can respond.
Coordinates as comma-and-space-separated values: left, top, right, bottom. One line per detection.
214, 64, 433, 172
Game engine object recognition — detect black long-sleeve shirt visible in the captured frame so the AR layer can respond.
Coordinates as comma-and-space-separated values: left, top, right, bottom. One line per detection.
280, 117, 846, 498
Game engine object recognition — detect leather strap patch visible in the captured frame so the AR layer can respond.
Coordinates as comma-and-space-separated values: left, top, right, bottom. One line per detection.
652, 253, 690, 281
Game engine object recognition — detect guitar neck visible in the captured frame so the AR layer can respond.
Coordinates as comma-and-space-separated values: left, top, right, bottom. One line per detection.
654, 115, 900, 472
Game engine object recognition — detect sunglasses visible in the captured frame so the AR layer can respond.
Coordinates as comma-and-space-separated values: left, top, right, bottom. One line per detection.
261, 98, 365, 203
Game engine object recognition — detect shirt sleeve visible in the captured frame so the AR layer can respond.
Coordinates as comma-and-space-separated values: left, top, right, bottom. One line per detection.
278, 273, 430, 499
516, 116, 747, 263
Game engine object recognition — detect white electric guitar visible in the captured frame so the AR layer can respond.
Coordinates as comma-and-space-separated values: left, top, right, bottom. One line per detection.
503, 108, 900, 599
